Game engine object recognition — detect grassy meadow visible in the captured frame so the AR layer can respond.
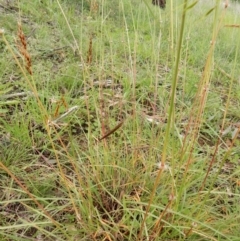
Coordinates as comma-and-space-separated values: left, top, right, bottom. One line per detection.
0, 0, 240, 240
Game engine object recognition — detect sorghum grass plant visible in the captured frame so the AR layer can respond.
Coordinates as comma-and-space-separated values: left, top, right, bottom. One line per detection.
0, 0, 240, 240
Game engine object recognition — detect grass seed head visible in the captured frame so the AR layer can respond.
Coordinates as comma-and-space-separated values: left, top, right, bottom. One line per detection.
17, 22, 32, 75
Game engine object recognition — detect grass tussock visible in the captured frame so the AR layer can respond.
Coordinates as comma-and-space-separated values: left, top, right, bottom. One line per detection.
0, 0, 240, 240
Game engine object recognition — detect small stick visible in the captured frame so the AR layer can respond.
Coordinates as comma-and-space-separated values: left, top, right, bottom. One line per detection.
52, 105, 79, 124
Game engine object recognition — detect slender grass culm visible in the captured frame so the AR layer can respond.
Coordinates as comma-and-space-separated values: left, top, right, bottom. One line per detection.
0, 0, 240, 240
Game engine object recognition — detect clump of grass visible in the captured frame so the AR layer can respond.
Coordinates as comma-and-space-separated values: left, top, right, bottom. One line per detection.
0, 0, 240, 240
